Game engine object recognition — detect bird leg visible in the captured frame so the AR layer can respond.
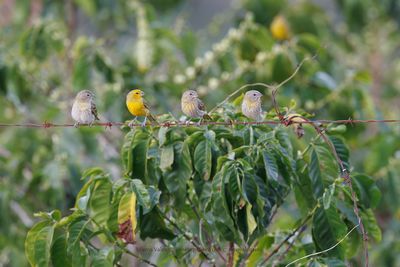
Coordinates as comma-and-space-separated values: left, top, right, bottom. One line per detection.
196, 118, 203, 126
74, 122, 80, 128
128, 117, 137, 128
141, 117, 147, 127
185, 118, 192, 126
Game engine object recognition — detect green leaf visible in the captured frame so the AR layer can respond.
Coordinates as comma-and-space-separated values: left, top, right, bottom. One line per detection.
51, 228, 71, 267
352, 174, 381, 209
312, 206, 347, 259
309, 149, 325, 198
139, 208, 175, 240
194, 140, 212, 180
67, 219, 91, 267
323, 183, 336, 209
210, 172, 238, 242
126, 129, 151, 182
130, 179, 159, 214
242, 173, 259, 205
361, 209, 381, 242
262, 149, 279, 181
33, 224, 55, 267
329, 136, 350, 170
91, 247, 114, 267
25, 221, 51, 266
89, 179, 112, 227
159, 145, 174, 171
132, 130, 151, 181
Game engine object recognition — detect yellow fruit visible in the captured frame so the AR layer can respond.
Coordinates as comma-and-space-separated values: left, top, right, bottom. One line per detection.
270, 15, 290, 40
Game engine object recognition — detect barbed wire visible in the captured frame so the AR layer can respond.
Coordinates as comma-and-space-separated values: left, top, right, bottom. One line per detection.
0, 118, 398, 129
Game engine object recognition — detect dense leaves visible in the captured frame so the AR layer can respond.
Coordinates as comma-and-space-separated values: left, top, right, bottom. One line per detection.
25, 120, 381, 266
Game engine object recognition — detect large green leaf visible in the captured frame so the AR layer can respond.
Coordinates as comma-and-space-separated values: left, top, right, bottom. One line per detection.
262, 149, 279, 181
130, 179, 160, 214
139, 208, 175, 240
25, 221, 51, 266
361, 209, 382, 242
33, 224, 55, 267
242, 173, 259, 205
51, 228, 71, 267
67, 219, 91, 267
329, 136, 350, 170
309, 149, 325, 198
91, 247, 115, 267
194, 140, 212, 180
210, 171, 238, 242
89, 179, 112, 227
125, 129, 151, 182
312, 206, 347, 258
159, 145, 174, 171
352, 174, 381, 209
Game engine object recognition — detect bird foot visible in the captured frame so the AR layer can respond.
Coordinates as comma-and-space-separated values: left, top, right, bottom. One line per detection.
74, 122, 79, 128
128, 120, 135, 128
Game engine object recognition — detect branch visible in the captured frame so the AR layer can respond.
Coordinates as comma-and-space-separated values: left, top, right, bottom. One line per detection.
260, 206, 316, 265
227, 242, 235, 267
160, 211, 213, 261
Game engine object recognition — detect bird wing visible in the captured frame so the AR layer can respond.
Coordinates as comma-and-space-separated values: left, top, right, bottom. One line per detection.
197, 98, 212, 120
197, 98, 206, 111
91, 102, 100, 120
143, 99, 158, 124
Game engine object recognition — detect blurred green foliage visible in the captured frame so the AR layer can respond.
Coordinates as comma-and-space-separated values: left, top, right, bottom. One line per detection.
0, 0, 399, 266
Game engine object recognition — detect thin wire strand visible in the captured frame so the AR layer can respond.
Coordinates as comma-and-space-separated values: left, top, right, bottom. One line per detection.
0, 119, 398, 129
284, 224, 360, 267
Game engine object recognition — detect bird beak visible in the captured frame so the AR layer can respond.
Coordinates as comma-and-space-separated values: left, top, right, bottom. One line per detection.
141, 91, 144, 96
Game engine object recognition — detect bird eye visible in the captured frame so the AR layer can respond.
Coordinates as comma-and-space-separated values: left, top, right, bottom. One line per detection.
253, 93, 257, 96
189, 93, 193, 95
87, 94, 90, 97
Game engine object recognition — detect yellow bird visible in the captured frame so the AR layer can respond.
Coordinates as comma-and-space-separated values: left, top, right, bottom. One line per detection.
270, 15, 290, 41
126, 89, 157, 127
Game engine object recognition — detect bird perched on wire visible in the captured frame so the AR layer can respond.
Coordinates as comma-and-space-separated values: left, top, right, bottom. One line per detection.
126, 89, 158, 127
71, 90, 99, 127
181, 90, 212, 125
241, 90, 264, 122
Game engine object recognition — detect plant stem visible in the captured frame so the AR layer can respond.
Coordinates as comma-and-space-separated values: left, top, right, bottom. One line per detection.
260, 207, 316, 265
160, 211, 213, 261
227, 242, 235, 267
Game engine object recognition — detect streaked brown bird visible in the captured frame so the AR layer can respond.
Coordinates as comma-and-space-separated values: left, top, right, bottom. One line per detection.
181, 90, 212, 125
71, 90, 99, 127
241, 90, 264, 122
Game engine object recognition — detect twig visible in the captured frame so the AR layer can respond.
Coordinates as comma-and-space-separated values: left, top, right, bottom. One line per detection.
121, 246, 159, 267
187, 197, 227, 262
272, 226, 307, 267
284, 224, 360, 267
209, 51, 318, 115
227, 242, 235, 267
260, 206, 316, 265
160, 211, 212, 261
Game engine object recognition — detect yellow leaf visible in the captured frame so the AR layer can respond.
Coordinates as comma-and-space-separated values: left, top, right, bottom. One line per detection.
246, 204, 257, 235
117, 192, 137, 243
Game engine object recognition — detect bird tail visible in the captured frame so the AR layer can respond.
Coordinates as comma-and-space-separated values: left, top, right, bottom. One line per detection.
203, 113, 212, 121
147, 113, 159, 125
